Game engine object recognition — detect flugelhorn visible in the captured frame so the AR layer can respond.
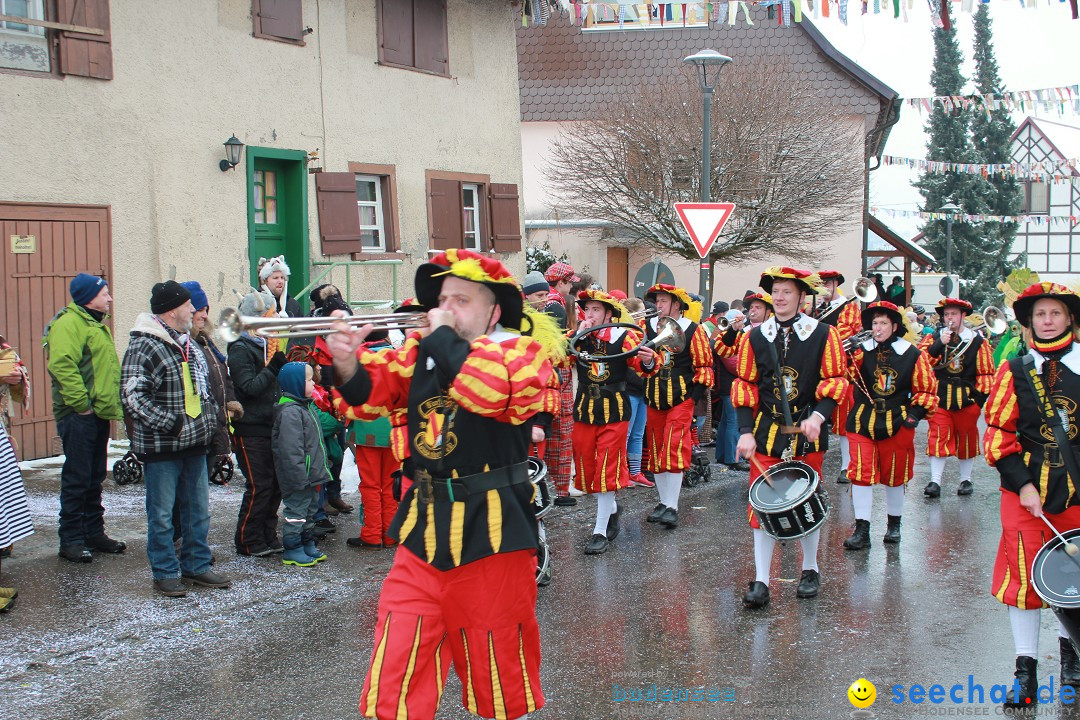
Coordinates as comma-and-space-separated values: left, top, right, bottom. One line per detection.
853, 276, 878, 304
218, 307, 427, 343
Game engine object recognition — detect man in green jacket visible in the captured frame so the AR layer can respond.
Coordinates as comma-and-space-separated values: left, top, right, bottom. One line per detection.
44, 273, 125, 563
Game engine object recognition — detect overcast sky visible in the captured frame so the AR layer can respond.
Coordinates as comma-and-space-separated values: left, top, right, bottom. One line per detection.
813, 1, 1079, 238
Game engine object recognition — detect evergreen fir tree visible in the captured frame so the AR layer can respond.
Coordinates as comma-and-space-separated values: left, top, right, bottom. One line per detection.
970, 3, 1023, 305
914, 4, 998, 308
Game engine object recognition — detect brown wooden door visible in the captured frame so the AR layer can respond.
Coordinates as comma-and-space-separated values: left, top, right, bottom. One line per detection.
606, 246, 628, 294
0, 203, 112, 459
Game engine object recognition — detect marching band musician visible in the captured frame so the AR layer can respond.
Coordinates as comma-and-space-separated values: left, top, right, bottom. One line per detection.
733, 267, 848, 608
713, 292, 773, 360
841, 301, 938, 550
918, 298, 996, 498
637, 283, 714, 530
813, 270, 863, 484
571, 290, 646, 555
984, 283, 1080, 708
326, 249, 559, 720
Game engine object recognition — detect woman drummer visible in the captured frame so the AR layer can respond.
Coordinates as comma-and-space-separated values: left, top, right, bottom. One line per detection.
984, 282, 1080, 708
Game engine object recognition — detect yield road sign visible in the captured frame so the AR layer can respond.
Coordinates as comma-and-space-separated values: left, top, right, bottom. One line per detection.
674, 202, 735, 258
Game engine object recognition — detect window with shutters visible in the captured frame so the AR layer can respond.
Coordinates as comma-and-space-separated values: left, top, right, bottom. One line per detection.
1, 0, 113, 79
314, 164, 401, 258
426, 171, 522, 254
252, 0, 305, 46
376, 0, 449, 77
355, 175, 386, 252
0, 0, 48, 72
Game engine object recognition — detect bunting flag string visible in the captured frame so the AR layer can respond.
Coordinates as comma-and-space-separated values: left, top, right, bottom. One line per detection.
872, 206, 1080, 225
880, 154, 1080, 183
902, 84, 1080, 118
521, 0, 1079, 28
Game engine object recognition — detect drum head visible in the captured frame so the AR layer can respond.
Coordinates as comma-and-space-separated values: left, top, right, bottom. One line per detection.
1032, 528, 1080, 609
748, 461, 819, 512
527, 457, 547, 484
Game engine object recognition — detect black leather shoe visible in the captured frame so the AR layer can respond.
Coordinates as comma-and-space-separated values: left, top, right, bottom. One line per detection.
843, 520, 871, 551
606, 507, 621, 542
315, 518, 336, 532
742, 581, 770, 608
924, 481, 941, 498
584, 533, 608, 555
659, 507, 678, 529
86, 534, 126, 554
236, 544, 274, 557
726, 462, 751, 472
883, 515, 902, 544
1004, 656, 1038, 709
553, 496, 577, 507
836, 470, 850, 484
1062, 638, 1080, 690
796, 570, 821, 598
346, 537, 383, 549
646, 503, 667, 523
153, 578, 188, 598
58, 545, 93, 563
957, 480, 974, 496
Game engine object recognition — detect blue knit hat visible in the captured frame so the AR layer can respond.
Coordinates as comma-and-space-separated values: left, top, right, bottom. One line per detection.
70, 273, 107, 306
181, 281, 209, 311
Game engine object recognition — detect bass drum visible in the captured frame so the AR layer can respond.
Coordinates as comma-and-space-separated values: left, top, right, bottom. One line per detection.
1031, 528, 1080, 646
748, 460, 830, 540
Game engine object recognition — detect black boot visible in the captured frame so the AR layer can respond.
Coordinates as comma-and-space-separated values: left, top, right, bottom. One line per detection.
924, 481, 940, 498
584, 534, 608, 555
1004, 656, 1038, 709
1062, 637, 1080, 691
883, 515, 902, 544
646, 503, 667, 523
843, 520, 871, 551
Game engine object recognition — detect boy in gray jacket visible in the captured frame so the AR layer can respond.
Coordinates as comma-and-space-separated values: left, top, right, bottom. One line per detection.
273, 362, 331, 566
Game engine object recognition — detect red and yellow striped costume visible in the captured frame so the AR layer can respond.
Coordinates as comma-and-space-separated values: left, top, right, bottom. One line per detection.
814, 296, 861, 437
918, 329, 995, 459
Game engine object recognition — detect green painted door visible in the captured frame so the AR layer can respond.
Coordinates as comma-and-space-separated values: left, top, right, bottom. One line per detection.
247, 149, 309, 311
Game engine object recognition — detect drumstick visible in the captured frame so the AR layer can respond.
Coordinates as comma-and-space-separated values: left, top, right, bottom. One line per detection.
747, 453, 775, 488
1040, 514, 1080, 557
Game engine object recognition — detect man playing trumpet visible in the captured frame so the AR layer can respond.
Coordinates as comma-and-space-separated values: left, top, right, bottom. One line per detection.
918, 297, 995, 497
325, 249, 557, 720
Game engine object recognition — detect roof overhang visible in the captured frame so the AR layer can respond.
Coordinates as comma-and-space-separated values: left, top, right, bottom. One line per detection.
867, 215, 935, 268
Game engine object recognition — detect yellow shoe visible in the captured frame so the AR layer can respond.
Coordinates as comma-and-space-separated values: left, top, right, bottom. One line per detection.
0, 587, 16, 599
0, 595, 14, 613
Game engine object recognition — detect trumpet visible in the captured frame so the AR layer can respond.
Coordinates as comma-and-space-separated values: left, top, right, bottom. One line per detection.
218, 307, 427, 343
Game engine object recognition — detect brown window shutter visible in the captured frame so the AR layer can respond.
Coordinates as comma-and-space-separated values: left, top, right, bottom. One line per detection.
57, 0, 113, 80
377, 0, 414, 67
412, 0, 448, 75
254, 0, 304, 42
429, 178, 462, 251
315, 173, 364, 255
488, 183, 522, 253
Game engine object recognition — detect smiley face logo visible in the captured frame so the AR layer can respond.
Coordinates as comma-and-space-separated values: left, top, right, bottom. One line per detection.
847, 678, 876, 709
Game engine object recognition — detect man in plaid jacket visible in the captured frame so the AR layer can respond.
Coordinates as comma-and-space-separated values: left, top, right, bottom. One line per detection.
121, 280, 231, 598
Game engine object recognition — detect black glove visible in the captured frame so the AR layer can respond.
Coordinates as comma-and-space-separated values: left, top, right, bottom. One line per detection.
973, 391, 988, 407
267, 351, 288, 374
902, 416, 919, 429
689, 383, 707, 403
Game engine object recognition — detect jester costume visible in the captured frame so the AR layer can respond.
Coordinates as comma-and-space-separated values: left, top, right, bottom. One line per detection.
842, 302, 938, 550
732, 267, 848, 608
639, 284, 714, 530
917, 297, 995, 497
332, 250, 558, 720
983, 283, 1080, 708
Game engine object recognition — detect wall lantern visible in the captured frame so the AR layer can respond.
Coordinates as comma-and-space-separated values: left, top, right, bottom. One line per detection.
219, 135, 245, 172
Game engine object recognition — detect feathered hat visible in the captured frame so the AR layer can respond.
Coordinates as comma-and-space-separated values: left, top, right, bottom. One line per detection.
644, 283, 693, 311
576, 289, 631, 324
414, 248, 524, 329
861, 300, 906, 331
1012, 282, 1080, 328
744, 291, 773, 309
759, 266, 823, 295
935, 297, 973, 318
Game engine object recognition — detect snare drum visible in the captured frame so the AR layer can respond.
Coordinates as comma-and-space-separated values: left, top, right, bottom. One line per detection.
748, 460, 830, 540
527, 457, 553, 520
1031, 528, 1080, 644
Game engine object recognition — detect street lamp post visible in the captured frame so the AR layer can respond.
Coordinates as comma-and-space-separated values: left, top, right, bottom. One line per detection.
939, 201, 961, 295
683, 49, 732, 305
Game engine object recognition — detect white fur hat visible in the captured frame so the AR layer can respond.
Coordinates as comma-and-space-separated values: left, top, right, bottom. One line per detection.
258, 255, 291, 282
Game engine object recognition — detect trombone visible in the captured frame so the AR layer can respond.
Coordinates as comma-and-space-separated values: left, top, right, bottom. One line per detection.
218, 307, 427, 343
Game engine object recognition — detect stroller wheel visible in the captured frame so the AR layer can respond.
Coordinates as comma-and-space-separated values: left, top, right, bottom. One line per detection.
127, 456, 144, 484
112, 460, 130, 485
114, 452, 143, 485
210, 456, 234, 486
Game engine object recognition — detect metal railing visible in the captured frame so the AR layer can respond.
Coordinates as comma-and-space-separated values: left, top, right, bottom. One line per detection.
296, 259, 404, 310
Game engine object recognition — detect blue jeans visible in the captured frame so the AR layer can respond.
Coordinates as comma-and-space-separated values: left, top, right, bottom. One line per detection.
56, 412, 111, 546
715, 395, 739, 465
144, 454, 212, 579
626, 393, 647, 460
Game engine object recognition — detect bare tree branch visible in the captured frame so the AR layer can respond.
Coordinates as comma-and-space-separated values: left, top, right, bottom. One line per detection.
545, 64, 866, 265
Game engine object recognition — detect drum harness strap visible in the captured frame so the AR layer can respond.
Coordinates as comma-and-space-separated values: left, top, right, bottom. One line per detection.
1018, 354, 1080, 481
765, 335, 801, 461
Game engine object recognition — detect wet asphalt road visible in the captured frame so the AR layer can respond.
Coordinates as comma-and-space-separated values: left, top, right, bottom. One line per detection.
2, 429, 1074, 720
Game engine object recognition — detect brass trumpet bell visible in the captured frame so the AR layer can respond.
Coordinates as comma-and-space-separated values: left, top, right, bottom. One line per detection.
853, 277, 878, 304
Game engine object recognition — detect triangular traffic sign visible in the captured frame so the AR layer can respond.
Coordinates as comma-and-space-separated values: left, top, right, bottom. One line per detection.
674, 202, 736, 259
